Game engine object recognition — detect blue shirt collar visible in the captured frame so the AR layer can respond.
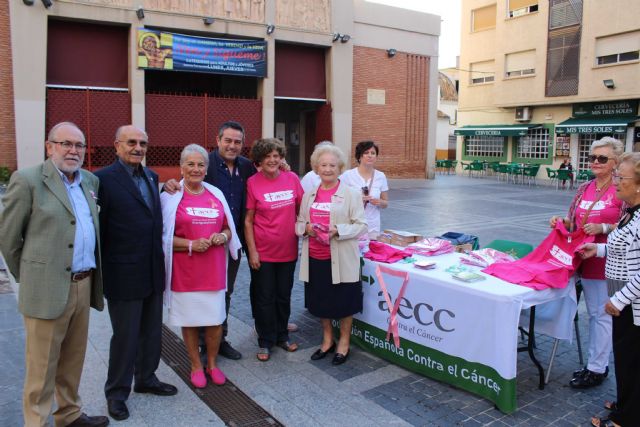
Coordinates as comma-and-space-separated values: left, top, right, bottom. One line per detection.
53, 165, 82, 186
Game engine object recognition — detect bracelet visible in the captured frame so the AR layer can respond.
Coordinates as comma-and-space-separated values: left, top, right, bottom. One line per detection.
602, 223, 609, 234
221, 233, 228, 243
188, 240, 193, 256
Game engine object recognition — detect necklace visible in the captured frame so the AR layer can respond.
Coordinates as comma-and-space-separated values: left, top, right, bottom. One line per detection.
595, 177, 611, 193
184, 184, 204, 195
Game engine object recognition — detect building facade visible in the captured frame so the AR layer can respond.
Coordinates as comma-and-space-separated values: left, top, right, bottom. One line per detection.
3, 0, 440, 180
457, 0, 640, 176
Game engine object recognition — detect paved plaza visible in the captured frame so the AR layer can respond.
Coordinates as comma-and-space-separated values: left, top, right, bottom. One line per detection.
0, 175, 617, 426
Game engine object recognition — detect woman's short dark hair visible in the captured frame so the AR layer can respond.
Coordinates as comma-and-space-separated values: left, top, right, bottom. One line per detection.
355, 140, 379, 163
250, 138, 286, 165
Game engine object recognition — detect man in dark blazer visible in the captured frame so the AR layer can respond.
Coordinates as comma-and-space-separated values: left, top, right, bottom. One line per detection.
0, 122, 108, 427
95, 125, 176, 421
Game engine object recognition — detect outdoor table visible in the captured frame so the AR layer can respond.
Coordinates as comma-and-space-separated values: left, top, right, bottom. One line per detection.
351, 252, 576, 414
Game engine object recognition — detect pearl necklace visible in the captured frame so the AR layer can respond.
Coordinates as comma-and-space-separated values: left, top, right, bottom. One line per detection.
184, 184, 204, 195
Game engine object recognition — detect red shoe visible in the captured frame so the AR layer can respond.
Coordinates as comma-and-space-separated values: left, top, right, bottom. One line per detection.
208, 367, 226, 385
190, 370, 207, 388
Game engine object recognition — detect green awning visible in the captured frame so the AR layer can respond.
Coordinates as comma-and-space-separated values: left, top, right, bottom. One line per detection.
555, 116, 639, 134
454, 124, 540, 137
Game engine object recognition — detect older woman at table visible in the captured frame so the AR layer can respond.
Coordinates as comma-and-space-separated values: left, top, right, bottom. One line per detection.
340, 140, 389, 239
245, 138, 303, 361
161, 144, 241, 388
579, 152, 640, 427
296, 144, 367, 365
549, 137, 625, 389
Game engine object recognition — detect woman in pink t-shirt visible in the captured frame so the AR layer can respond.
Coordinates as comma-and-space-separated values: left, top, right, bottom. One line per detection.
549, 137, 625, 389
161, 144, 241, 389
245, 138, 303, 362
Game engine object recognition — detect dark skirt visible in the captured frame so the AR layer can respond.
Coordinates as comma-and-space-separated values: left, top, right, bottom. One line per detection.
306, 257, 363, 319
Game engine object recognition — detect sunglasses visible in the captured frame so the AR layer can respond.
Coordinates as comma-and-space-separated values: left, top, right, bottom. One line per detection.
588, 155, 611, 164
361, 186, 369, 196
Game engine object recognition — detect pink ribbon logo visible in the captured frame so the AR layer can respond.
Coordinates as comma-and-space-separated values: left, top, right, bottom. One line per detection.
375, 264, 410, 348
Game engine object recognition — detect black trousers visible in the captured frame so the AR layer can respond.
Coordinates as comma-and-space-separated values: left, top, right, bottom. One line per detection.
250, 260, 297, 348
222, 250, 241, 338
610, 305, 640, 426
104, 291, 163, 401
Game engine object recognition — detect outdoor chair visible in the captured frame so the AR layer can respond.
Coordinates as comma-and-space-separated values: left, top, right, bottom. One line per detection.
576, 169, 594, 184
497, 163, 510, 181
522, 164, 540, 186
468, 161, 484, 177
545, 167, 557, 187
556, 169, 573, 190
449, 160, 458, 174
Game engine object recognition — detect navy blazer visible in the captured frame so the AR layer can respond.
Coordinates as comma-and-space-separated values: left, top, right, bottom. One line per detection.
95, 161, 165, 300
204, 150, 256, 247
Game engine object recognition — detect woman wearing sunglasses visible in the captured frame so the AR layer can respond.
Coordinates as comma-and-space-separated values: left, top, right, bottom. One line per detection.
549, 137, 625, 389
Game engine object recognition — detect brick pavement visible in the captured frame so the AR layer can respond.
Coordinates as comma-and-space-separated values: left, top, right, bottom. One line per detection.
0, 175, 618, 426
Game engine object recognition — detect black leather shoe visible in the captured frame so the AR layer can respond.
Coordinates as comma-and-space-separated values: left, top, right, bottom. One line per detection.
67, 413, 110, 427
107, 399, 129, 421
573, 366, 608, 380
570, 369, 606, 389
219, 340, 242, 360
311, 342, 336, 361
332, 351, 349, 365
133, 381, 178, 396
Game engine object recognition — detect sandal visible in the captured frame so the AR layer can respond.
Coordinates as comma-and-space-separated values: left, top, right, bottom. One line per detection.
604, 401, 618, 412
277, 341, 298, 352
256, 347, 270, 362
591, 417, 619, 427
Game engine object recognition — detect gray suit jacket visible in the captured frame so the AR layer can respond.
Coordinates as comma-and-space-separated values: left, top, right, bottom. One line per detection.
0, 159, 104, 319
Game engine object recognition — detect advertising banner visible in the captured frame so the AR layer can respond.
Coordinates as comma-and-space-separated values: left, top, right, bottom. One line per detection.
351, 260, 521, 413
137, 28, 267, 77
346, 255, 575, 413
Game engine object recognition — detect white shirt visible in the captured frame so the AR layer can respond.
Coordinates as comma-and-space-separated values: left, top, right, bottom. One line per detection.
339, 167, 388, 236
300, 170, 321, 193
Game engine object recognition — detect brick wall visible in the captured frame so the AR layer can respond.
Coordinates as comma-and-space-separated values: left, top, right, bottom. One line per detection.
0, 0, 16, 172
352, 46, 430, 178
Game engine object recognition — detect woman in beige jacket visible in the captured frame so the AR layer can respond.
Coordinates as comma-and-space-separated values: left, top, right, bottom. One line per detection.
296, 144, 367, 365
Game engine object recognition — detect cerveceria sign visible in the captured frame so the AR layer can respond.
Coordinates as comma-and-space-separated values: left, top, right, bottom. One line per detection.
573, 100, 639, 117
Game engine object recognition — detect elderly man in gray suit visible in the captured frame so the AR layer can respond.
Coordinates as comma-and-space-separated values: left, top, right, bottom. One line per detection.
0, 122, 109, 427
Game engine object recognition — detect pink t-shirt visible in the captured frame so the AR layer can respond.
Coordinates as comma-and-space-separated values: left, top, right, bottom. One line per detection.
172, 191, 227, 292
574, 182, 622, 279
246, 171, 303, 262
309, 185, 339, 260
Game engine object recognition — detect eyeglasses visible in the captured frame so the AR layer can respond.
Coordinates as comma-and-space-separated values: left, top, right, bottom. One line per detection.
588, 155, 611, 164
50, 140, 87, 151
118, 139, 149, 148
612, 173, 635, 182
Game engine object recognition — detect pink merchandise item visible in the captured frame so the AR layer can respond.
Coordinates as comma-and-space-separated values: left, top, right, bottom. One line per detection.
364, 241, 412, 263
460, 248, 515, 268
406, 238, 454, 257
482, 221, 595, 290
309, 185, 339, 260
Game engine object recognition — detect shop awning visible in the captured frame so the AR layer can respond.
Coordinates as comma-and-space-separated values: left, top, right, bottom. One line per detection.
454, 124, 540, 137
555, 116, 639, 134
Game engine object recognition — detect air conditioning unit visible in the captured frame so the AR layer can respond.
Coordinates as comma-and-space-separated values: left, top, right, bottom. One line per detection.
515, 107, 532, 122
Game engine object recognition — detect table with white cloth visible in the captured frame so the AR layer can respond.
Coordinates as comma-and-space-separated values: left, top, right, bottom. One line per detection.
349, 252, 577, 414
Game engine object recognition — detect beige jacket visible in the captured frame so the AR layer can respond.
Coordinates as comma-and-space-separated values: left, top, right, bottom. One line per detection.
296, 182, 367, 284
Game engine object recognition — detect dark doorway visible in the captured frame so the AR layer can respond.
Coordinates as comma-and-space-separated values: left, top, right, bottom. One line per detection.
274, 99, 327, 175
